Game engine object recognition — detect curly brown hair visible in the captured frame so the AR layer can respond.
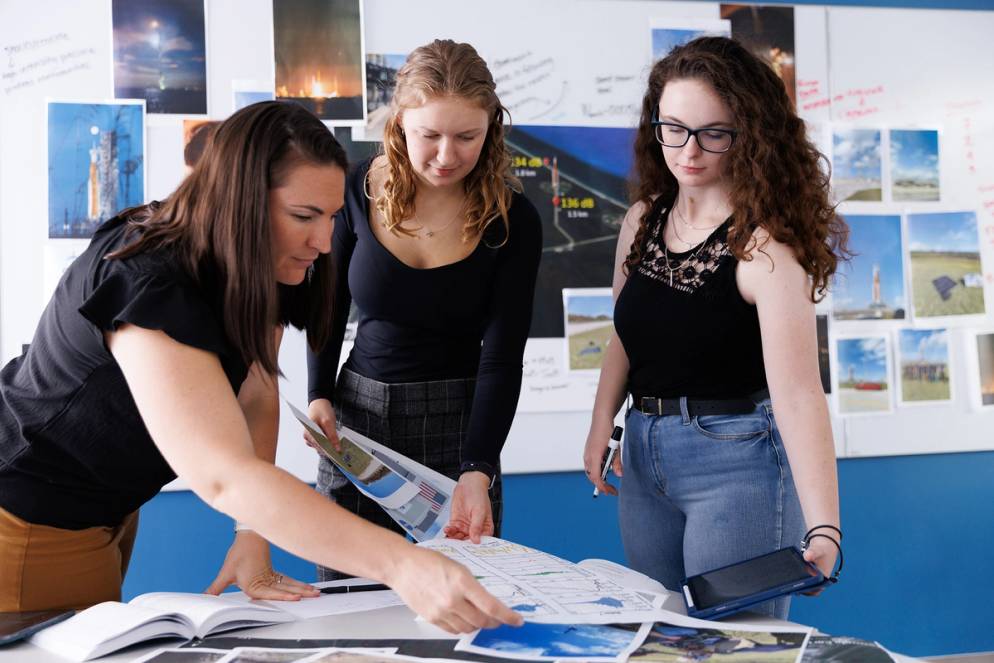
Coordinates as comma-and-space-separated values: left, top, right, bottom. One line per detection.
627, 36, 848, 301
378, 39, 519, 243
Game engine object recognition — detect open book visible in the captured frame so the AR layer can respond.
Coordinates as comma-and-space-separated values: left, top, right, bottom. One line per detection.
29, 592, 293, 661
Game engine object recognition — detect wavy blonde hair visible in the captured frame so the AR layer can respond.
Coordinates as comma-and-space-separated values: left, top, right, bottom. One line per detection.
378, 39, 518, 242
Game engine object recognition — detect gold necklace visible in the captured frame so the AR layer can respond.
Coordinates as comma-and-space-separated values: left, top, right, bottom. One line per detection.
674, 203, 724, 232
661, 225, 710, 288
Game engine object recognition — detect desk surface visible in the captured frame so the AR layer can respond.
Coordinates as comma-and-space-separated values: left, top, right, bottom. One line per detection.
0, 596, 917, 663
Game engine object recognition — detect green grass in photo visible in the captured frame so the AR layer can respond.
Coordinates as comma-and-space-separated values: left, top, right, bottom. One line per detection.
847, 187, 882, 201
911, 252, 985, 317
568, 324, 613, 371
901, 377, 950, 402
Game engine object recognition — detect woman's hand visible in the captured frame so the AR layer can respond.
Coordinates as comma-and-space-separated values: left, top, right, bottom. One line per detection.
801, 535, 839, 596
306, 398, 341, 452
583, 418, 622, 496
387, 546, 523, 634
205, 530, 319, 600
444, 471, 494, 543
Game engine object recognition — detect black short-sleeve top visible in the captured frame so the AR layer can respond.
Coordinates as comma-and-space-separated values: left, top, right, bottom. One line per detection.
0, 214, 249, 529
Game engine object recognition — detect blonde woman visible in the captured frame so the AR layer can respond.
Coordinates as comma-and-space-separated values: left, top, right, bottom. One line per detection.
306, 40, 542, 578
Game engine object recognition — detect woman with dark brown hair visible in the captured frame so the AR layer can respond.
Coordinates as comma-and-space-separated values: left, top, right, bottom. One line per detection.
305, 39, 541, 574
582, 37, 847, 618
0, 100, 521, 634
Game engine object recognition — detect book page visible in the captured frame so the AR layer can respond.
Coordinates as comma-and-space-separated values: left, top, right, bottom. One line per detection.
130, 593, 292, 637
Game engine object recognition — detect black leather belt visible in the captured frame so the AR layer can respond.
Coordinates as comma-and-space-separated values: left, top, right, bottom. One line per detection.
634, 388, 770, 417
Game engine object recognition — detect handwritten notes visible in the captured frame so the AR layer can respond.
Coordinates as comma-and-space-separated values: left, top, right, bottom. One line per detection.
2, 32, 98, 97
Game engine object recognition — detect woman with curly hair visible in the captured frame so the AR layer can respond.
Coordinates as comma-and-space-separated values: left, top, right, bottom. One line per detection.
582, 36, 847, 618
305, 40, 542, 578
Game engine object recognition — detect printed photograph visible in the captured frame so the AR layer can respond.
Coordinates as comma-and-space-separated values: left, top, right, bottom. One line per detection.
298, 652, 414, 663
217, 649, 320, 663
48, 101, 145, 239
817, 314, 831, 394
356, 53, 406, 142
469, 622, 640, 661
898, 328, 951, 404
890, 129, 940, 202
907, 211, 986, 318
273, 0, 365, 123
831, 214, 905, 320
182, 119, 219, 173
564, 288, 614, 372
650, 19, 730, 61
836, 336, 891, 415
831, 129, 882, 202
977, 332, 994, 407
719, 5, 796, 107
233, 90, 274, 112
112, 0, 207, 115
800, 635, 895, 662
509, 125, 634, 336
629, 621, 808, 663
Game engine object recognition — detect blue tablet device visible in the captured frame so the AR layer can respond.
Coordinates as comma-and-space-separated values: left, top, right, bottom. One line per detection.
681, 546, 825, 620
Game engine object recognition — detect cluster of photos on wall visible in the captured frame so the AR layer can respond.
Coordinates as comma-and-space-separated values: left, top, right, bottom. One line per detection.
41, 0, 994, 419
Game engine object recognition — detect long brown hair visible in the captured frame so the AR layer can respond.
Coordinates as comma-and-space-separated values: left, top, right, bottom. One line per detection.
379, 39, 518, 242
627, 36, 848, 300
110, 101, 348, 374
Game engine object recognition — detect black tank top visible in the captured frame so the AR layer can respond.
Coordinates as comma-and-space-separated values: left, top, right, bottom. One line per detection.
614, 198, 768, 399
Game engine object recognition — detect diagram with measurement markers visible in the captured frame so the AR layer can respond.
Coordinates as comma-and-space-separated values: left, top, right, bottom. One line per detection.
419, 537, 664, 624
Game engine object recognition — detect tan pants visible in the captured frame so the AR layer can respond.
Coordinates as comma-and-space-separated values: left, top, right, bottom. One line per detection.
0, 505, 139, 611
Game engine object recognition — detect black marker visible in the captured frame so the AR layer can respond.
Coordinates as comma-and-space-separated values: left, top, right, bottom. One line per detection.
320, 583, 391, 594
593, 425, 623, 498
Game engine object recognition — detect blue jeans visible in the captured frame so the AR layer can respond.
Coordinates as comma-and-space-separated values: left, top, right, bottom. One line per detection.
618, 398, 804, 619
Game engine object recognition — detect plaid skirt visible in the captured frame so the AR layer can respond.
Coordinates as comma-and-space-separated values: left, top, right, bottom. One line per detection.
316, 368, 503, 580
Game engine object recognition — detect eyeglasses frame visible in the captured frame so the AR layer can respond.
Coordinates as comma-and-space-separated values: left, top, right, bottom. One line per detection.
649, 114, 738, 154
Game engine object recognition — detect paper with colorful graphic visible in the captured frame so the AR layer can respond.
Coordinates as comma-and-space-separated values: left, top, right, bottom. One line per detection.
284, 400, 454, 541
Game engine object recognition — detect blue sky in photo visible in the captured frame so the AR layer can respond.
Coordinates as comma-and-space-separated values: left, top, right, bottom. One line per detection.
369, 53, 407, 71
471, 622, 636, 658
833, 215, 905, 311
837, 337, 888, 383
652, 29, 702, 59
899, 329, 949, 364
907, 211, 979, 253
112, 0, 206, 90
890, 129, 939, 182
833, 129, 881, 179
567, 294, 613, 319
48, 102, 144, 230
233, 90, 274, 111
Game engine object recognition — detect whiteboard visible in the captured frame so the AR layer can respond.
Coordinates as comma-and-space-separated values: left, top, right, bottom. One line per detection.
1, 1, 993, 488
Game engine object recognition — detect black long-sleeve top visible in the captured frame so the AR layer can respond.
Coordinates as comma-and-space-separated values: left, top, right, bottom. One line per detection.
307, 159, 542, 468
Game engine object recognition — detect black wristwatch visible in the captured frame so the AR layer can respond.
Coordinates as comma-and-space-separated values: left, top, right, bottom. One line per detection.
459, 461, 497, 489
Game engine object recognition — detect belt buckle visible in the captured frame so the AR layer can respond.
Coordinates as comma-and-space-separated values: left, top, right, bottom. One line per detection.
641, 397, 663, 416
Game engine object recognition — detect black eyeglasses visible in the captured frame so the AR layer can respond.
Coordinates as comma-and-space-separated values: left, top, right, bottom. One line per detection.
650, 115, 737, 154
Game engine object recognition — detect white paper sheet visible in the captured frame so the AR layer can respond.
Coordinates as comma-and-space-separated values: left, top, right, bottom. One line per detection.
223, 579, 404, 620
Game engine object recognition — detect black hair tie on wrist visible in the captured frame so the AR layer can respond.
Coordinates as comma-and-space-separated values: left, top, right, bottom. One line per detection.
801, 527, 844, 584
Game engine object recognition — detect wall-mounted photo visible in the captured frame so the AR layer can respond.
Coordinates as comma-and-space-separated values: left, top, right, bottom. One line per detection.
719, 4, 796, 107
890, 129, 940, 202
831, 214, 905, 320
510, 125, 633, 337
907, 211, 986, 319
112, 0, 208, 115
273, 0, 365, 124
976, 332, 994, 408
353, 53, 406, 142
232, 80, 274, 112
182, 119, 219, 173
48, 100, 145, 239
563, 288, 614, 373
649, 18, 730, 61
831, 128, 882, 202
897, 328, 952, 405
835, 336, 892, 415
